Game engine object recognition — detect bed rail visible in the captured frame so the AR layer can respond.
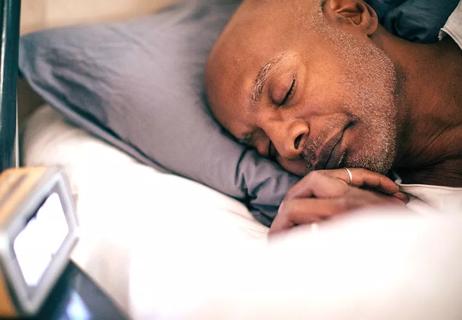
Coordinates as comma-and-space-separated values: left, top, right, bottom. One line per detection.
0, 0, 20, 173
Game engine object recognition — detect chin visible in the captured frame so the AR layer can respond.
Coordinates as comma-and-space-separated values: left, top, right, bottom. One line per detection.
345, 148, 395, 175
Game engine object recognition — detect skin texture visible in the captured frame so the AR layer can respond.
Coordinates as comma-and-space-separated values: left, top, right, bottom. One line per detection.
270, 168, 408, 235
208, 0, 399, 176
206, 0, 462, 233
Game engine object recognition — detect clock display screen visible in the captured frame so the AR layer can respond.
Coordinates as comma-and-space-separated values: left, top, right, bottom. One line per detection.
13, 193, 69, 288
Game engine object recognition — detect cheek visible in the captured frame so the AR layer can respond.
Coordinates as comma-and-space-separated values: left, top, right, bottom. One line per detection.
301, 67, 351, 117
304, 39, 354, 85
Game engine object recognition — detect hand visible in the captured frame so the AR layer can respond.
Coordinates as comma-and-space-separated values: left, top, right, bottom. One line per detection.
269, 168, 408, 236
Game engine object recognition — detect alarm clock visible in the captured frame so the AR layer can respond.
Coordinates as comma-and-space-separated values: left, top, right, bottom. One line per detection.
0, 167, 78, 317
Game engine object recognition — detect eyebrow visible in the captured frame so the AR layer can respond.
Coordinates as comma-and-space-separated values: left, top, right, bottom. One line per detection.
249, 55, 284, 106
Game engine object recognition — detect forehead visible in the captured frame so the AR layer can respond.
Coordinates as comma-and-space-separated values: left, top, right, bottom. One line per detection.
206, 0, 323, 133
209, 19, 289, 113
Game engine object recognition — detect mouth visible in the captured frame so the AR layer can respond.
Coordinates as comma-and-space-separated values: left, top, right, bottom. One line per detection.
315, 125, 349, 170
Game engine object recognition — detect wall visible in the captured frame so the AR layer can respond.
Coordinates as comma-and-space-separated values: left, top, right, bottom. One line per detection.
21, 0, 176, 34
18, 0, 177, 128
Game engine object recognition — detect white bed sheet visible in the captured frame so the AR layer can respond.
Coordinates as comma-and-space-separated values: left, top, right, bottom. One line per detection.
23, 105, 462, 319
22, 105, 268, 313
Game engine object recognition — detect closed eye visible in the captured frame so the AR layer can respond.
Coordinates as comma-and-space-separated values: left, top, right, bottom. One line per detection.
280, 77, 296, 106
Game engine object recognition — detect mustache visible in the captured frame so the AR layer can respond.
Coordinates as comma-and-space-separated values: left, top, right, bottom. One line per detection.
302, 133, 325, 173
300, 118, 346, 173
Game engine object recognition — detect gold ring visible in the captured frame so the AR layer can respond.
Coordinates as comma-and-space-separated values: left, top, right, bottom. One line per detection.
344, 168, 353, 184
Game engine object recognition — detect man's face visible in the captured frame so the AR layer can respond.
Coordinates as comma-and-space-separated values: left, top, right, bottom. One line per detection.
206, 0, 399, 176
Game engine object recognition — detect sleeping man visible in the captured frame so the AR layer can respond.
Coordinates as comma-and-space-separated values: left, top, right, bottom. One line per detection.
205, 0, 462, 234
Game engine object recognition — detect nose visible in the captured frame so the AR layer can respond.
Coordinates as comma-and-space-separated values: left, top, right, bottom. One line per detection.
264, 119, 309, 159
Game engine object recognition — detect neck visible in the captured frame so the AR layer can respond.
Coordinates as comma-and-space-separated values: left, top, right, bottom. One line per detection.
372, 28, 462, 187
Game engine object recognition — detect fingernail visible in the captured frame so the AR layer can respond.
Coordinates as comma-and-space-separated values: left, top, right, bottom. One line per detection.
394, 192, 409, 203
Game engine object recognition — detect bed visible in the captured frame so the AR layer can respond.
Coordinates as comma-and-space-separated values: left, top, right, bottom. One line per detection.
11, 0, 462, 319
23, 104, 268, 313
22, 104, 462, 319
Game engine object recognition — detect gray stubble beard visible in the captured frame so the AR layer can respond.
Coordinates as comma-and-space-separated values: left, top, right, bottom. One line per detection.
310, 13, 399, 174
339, 34, 399, 174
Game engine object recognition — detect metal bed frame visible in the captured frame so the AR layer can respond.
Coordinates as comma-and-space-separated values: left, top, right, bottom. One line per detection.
0, 0, 20, 172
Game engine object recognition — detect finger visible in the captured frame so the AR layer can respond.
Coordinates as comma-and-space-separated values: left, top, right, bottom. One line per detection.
271, 191, 405, 236
270, 198, 340, 235
284, 198, 344, 222
346, 187, 407, 207
284, 171, 349, 200
392, 191, 410, 203
321, 168, 399, 195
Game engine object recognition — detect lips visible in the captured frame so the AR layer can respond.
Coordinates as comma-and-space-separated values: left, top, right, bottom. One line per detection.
314, 127, 347, 170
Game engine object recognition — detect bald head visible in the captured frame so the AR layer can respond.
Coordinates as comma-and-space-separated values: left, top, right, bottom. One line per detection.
205, 0, 399, 176
206, 0, 323, 120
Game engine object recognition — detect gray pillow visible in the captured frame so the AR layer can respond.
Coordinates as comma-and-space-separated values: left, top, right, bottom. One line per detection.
19, 0, 298, 226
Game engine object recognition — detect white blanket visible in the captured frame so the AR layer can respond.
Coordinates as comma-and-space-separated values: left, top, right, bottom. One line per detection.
23, 106, 268, 311
23, 106, 462, 319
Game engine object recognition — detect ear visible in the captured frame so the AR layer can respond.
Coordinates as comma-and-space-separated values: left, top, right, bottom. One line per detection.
323, 0, 378, 36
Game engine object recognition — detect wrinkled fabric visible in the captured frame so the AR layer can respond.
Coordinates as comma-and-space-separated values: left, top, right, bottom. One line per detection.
440, 0, 462, 49
367, 0, 459, 43
19, 0, 298, 226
